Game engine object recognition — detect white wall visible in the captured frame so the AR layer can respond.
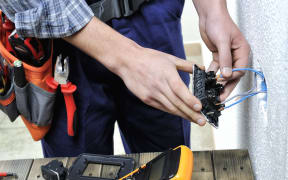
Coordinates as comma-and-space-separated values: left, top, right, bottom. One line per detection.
181, 0, 201, 42
237, 1, 288, 179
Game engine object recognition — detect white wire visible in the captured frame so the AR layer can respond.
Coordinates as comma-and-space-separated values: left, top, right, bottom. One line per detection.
222, 74, 257, 104
221, 68, 266, 106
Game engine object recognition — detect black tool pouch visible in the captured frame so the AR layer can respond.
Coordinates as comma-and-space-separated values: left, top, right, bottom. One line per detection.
0, 76, 19, 122
14, 82, 56, 126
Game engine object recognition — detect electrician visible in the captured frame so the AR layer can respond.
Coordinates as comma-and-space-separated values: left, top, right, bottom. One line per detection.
0, 0, 250, 156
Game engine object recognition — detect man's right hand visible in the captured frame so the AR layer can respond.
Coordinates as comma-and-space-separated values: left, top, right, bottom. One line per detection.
117, 46, 206, 125
64, 17, 206, 126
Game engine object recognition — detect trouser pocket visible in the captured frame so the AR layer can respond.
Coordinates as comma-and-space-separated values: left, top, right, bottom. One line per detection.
14, 82, 56, 126
0, 83, 19, 122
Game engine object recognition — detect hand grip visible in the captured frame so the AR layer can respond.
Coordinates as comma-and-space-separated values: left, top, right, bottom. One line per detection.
61, 82, 77, 136
45, 76, 58, 93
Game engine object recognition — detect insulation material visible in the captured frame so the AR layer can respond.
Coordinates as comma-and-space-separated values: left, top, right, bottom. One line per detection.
238, 1, 288, 179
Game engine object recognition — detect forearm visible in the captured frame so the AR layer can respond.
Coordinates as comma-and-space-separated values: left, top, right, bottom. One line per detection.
63, 17, 139, 74
192, 0, 228, 19
64, 16, 206, 125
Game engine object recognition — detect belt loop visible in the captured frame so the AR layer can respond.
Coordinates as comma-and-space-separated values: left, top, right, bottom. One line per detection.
118, 0, 125, 16
121, 0, 134, 17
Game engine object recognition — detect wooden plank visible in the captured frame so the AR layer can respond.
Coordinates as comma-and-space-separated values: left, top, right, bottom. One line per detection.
120, 153, 140, 168
192, 151, 214, 180
66, 157, 77, 169
139, 152, 161, 166
0, 159, 33, 180
212, 150, 254, 180
83, 163, 102, 177
100, 164, 121, 179
27, 157, 68, 180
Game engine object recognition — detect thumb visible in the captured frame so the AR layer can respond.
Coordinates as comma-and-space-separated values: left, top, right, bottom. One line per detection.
173, 57, 205, 73
218, 42, 232, 78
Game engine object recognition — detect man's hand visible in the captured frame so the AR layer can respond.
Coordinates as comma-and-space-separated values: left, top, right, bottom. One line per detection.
64, 17, 207, 125
118, 46, 206, 125
193, 0, 250, 101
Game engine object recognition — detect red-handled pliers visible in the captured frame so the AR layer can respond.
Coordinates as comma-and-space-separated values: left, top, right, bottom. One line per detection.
46, 55, 78, 136
0, 172, 17, 178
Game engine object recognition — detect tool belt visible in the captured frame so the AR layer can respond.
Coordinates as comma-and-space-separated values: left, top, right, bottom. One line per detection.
0, 11, 55, 141
88, 0, 150, 22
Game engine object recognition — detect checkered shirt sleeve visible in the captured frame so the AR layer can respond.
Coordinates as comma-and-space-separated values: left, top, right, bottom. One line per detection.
0, 0, 94, 38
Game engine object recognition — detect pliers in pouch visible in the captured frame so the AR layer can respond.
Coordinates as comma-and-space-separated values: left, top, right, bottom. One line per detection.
46, 55, 78, 136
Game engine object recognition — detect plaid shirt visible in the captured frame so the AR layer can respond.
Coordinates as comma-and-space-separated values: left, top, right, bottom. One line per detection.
0, 0, 94, 38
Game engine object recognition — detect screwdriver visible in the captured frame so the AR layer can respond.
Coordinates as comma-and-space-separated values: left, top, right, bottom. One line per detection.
0, 172, 18, 178
13, 60, 27, 88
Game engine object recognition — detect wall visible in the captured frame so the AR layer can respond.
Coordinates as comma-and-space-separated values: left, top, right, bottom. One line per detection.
237, 1, 288, 179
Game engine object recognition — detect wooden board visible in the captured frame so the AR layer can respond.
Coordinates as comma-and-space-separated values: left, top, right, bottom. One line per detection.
83, 163, 102, 177
192, 151, 214, 180
212, 150, 254, 180
27, 157, 68, 180
122, 153, 140, 168
139, 152, 161, 166
0, 159, 33, 180
0, 150, 254, 180
66, 157, 77, 169
101, 164, 121, 179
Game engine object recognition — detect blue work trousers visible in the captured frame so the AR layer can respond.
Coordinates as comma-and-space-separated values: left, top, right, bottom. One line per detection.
42, 0, 191, 157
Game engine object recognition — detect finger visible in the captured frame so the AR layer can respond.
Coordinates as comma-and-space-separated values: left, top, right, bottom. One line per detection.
200, 29, 217, 51
164, 86, 206, 125
230, 71, 245, 80
217, 71, 245, 82
152, 93, 192, 121
165, 75, 206, 126
230, 43, 250, 77
207, 60, 219, 72
147, 99, 188, 118
217, 42, 233, 78
220, 78, 241, 101
171, 57, 205, 73
168, 74, 202, 112
218, 40, 250, 100
232, 36, 250, 68
164, 89, 205, 126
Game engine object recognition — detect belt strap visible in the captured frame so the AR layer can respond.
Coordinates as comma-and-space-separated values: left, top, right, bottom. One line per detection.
89, 0, 150, 22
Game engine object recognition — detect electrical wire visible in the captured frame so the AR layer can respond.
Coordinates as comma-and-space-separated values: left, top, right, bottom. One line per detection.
224, 91, 266, 109
231, 68, 265, 79
219, 68, 260, 104
221, 76, 257, 104
221, 68, 267, 109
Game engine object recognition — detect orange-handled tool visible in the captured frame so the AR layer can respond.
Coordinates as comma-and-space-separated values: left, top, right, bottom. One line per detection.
61, 82, 77, 136
46, 55, 78, 136
0, 172, 17, 178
